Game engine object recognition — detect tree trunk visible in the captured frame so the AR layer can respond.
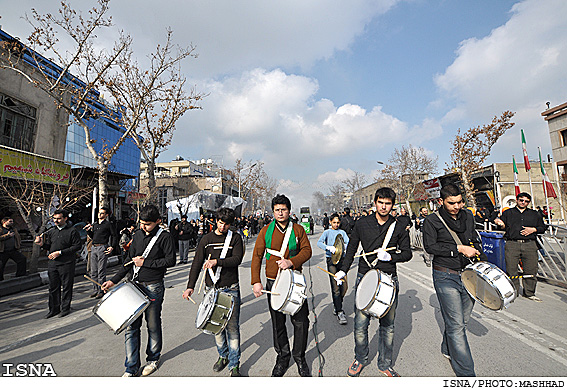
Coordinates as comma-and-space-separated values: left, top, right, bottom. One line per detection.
98, 165, 109, 209
146, 161, 157, 205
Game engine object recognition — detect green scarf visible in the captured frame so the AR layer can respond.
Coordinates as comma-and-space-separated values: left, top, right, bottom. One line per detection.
264, 220, 298, 260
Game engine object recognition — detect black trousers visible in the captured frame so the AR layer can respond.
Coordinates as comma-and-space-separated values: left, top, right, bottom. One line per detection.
504, 240, 538, 297
47, 260, 76, 313
0, 250, 27, 280
266, 278, 309, 364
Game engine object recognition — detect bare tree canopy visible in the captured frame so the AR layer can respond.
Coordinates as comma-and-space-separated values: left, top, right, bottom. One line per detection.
448, 111, 515, 206
342, 171, 366, 210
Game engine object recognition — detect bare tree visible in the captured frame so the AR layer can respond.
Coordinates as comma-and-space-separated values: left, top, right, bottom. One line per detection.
448, 111, 515, 207
327, 184, 345, 212
342, 171, 367, 211
0, 0, 195, 208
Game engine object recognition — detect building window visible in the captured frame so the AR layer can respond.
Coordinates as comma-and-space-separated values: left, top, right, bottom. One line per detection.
561, 129, 567, 147
0, 93, 37, 152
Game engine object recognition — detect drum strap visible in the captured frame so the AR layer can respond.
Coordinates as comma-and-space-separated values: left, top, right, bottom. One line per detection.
207, 230, 232, 286
359, 221, 397, 268
433, 211, 463, 246
132, 228, 163, 281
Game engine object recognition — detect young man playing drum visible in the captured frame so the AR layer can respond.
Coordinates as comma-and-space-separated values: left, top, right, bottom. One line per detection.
101, 204, 176, 377
422, 184, 486, 377
182, 208, 244, 377
251, 194, 312, 377
317, 213, 350, 325
336, 187, 412, 377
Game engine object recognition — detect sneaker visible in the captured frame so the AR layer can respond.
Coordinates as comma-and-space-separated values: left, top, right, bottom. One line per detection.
122, 372, 135, 377
213, 357, 229, 372
230, 366, 242, 377
526, 295, 542, 302
347, 360, 364, 377
337, 311, 347, 325
379, 367, 400, 377
141, 360, 159, 376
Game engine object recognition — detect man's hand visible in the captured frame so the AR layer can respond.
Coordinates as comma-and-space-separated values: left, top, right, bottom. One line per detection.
494, 218, 505, 227
203, 258, 218, 269
334, 270, 346, 286
377, 248, 392, 262
47, 250, 61, 260
520, 226, 537, 236
34, 235, 43, 245
253, 282, 264, 297
105, 246, 113, 255
101, 280, 115, 292
132, 256, 145, 267
182, 288, 194, 300
276, 258, 293, 269
458, 245, 480, 258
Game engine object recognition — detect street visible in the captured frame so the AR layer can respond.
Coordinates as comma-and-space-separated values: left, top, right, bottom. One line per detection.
1, 225, 566, 380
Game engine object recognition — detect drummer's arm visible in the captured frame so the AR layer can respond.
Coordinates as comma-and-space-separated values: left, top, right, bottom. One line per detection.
251, 228, 267, 295
218, 233, 244, 268
186, 236, 207, 289
338, 227, 359, 274
389, 228, 412, 263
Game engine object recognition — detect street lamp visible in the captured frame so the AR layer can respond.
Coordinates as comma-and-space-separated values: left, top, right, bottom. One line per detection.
238, 162, 257, 198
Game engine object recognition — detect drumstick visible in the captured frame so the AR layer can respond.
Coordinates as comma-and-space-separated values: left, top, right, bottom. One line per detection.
184, 294, 197, 304
124, 260, 134, 266
261, 290, 280, 295
354, 247, 396, 258
84, 274, 103, 287
198, 254, 211, 294
317, 266, 346, 281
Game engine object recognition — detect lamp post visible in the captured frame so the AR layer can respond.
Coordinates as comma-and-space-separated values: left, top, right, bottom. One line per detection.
238, 162, 257, 198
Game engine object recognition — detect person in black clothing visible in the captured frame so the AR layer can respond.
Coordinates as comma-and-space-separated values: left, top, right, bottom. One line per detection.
494, 192, 547, 302
0, 217, 27, 280
336, 188, 412, 377
102, 204, 176, 377
422, 184, 487, 377
339, 207, 355, 237
176, 215, 192, 264
183, 208, 244, 377
85, 207, 118, 298
396, 207, 413, 231
34, 209, 82, 318
322, 213, 329, 230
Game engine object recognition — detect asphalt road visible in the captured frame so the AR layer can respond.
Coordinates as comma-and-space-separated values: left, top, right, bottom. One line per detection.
1, 225, 566, 381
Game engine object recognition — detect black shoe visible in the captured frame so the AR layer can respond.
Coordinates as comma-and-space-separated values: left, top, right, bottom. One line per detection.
59, 310, 70, 318
45, 311, 60, 319
297, 360, 311, 377
271, 360, 289, 377
230, 366, 242, 377
213, 357, 229, 372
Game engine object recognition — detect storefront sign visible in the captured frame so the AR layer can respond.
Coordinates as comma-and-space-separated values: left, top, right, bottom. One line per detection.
0, 146, 70, 185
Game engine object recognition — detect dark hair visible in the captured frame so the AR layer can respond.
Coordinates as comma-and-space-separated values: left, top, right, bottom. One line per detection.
53, 209, 68, 218
374, 187, 396, 203
440, 184, 462, 200
1, 217, 12, 224
99, 206, 111, 215
344, 207, 350, 214
181, 214, 188, 219
271, 194, 291, 211
516, 192, 531, 201
217, 208, 235, 224
139, 204, 161, 222
330, 213, 340, 221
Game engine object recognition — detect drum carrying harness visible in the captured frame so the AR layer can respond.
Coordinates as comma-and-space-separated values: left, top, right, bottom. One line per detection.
132, 227, 163, 281
207, 229, 233, 286
359, 221, 397, 268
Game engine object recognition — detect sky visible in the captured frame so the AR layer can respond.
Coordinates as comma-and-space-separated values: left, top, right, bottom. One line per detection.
1, 0, 566, 211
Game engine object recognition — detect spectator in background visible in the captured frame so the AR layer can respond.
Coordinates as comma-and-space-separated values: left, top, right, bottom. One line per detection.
0, 217, 27, 280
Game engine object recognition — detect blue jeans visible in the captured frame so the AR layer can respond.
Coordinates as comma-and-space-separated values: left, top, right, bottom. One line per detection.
208, 284, 241, 370
433, 269, 476, 377
353, 272, 398, 371
124, 281, 165, 375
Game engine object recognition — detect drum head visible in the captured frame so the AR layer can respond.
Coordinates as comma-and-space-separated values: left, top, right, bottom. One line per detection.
355, 269, 379, 311
196, 289, 217, 328
270, 269, 292, 311
462, 269, 503, 310
331, 234, 344, 264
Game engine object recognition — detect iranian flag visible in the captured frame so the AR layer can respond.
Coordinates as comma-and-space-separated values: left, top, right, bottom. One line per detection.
513, 155, 520, 196
539, 148, 557, 198
521, 129, 531, 171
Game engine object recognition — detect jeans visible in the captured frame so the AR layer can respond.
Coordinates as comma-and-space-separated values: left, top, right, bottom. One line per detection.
326, 258, 346, 313
433, 269, 476, 377
207, 284, 241, 370
266, 278, 309, 364
124, 281, 165, 375
178, 240, 190, 263
353, 272, 398, 371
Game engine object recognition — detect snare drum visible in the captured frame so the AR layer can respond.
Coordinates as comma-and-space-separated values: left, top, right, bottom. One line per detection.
461, 261, 517, 310
93, 281, 150, 334
270, 269, 307, 315
196, 288, 234, 335
355, 269, 396, 318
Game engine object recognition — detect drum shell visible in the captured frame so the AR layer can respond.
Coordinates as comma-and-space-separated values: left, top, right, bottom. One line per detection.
196, 289, 234, 335
270, 269, 307, 315
93, 281, 150, 335
355, 269, 396, 318
461, 261, 517, 311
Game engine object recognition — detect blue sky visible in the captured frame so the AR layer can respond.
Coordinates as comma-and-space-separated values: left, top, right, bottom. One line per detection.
2, 0, 566, 209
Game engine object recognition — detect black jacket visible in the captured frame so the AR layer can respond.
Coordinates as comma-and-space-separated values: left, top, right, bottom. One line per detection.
41, 224, 82, 264
340, 214, 355, 236
111, 226, 176, 284
423, 209, 487, 271
340, 214, 412, 277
